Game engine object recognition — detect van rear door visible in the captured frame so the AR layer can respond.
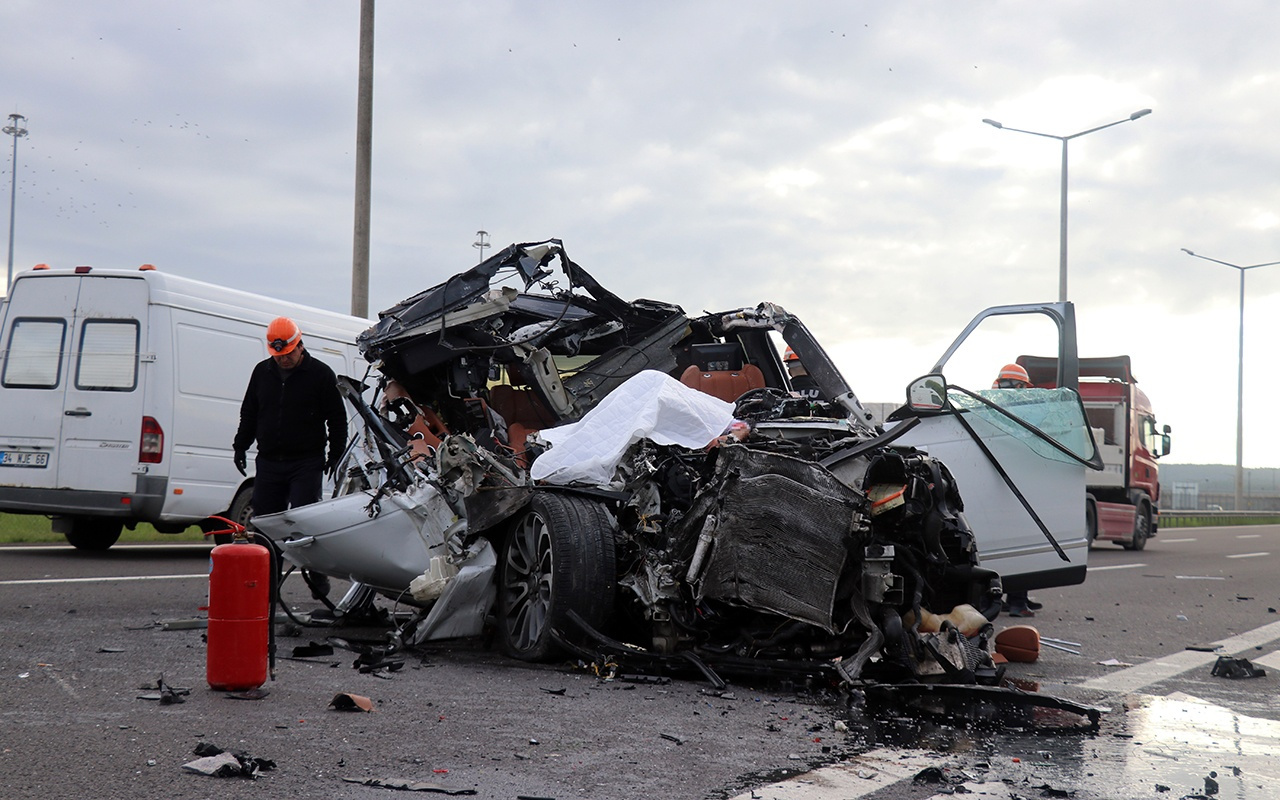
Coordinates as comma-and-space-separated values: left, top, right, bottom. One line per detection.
56, 276, 150, 496
0, 275, 79, 493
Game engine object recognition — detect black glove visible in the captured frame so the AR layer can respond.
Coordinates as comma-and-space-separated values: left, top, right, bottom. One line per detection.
233, 450, 247, 476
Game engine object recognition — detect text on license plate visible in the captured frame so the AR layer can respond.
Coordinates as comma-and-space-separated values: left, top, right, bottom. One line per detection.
0, 450, 49, 468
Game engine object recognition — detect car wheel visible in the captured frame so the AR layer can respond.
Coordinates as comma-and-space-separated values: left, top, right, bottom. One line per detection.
221, 485, 255, 544
1085, 497, 1098, 548
498, 493, 616, 662
64, 517, 123, 551
1123, 502, 1150, 551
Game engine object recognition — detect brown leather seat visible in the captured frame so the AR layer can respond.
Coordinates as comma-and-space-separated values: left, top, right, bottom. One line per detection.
488, 384, 555, 466
679, 364, 765, 403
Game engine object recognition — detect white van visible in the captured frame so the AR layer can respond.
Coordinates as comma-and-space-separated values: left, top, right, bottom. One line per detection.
0, 265, 371, 549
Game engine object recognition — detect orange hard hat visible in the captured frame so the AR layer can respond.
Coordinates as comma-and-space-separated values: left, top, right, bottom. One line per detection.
266, 317, 301, 356
783, 346, 800, 363
993, 363, 1030, 388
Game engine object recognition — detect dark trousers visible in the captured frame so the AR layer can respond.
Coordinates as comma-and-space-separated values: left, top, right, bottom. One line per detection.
252, 455, 324, 516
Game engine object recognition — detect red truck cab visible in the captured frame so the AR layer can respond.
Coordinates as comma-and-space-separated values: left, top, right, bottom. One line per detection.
1020, 356, 1171, 550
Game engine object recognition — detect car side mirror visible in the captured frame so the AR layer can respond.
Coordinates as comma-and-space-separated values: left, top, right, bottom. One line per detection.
907, 374, 948, 411
1161, 433, 1171, 457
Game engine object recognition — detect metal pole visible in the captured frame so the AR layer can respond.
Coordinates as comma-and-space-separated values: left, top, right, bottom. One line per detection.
350, 0, 375, 318
4, 114, 28, 296
1181, 248, 1280, 511
1058, 139, 1069, 302
1236, 268, 1245, 511
983, 110, 1150, 302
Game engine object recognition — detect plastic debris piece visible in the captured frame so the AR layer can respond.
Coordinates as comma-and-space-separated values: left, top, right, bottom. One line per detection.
292, 642, 335, 658
329, 692, 375, 712
182, 752, 242, 777
660, 733, 684, 745
1210, 656, 1266, 679
182, 744, 275, 779
994, 625, 1040, 663
340, 777, 477, 794
1096, 658, 1133, 667
539, 687, 567, 695
97, 646, 125, 653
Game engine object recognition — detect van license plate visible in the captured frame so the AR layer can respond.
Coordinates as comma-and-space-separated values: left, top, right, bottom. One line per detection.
0, 450, 49, 468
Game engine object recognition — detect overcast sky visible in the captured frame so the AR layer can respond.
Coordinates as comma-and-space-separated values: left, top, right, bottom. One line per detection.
4, 1, 1279, 468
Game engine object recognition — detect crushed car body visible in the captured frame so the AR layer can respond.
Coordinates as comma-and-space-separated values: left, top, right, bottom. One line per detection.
252, 239, 1101, 690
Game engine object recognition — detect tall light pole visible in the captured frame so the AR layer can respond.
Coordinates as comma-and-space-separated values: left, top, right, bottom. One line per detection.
983, 109, 1152, 302
4, 113, 28, 296
1181, 248, 1280, 512
472, 230, 490, 263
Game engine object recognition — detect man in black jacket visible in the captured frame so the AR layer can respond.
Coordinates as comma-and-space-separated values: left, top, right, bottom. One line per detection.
233, 316, 347, 517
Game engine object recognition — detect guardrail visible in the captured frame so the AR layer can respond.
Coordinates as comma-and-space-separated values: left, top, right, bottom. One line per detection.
1160, 510, 1280, 528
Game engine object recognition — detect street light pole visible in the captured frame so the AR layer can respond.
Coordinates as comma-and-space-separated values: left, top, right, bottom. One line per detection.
983, 109, 1152, 302
1181, 248, 1280, 512
4, 113, 28, 296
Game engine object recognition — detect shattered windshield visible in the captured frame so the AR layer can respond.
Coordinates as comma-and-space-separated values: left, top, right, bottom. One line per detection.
951, 387, 1097, 466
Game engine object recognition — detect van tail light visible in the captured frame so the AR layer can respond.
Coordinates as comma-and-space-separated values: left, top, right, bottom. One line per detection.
140, 416, 164, 463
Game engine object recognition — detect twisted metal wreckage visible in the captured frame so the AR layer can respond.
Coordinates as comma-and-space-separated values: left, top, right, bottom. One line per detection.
252, 239, 1104, 722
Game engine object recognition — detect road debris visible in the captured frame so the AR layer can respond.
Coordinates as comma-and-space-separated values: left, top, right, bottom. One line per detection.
329, 692, 375, 712
137, 675, 190, 704
182, 742, 275, 779
340, 777, 477, 794
1210, 656, 1265, 679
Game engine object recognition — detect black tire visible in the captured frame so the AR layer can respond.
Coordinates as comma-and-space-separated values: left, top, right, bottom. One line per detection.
1123, 502, 1151, 551
1085, 497, 1098, 548
221, 485, 254, 544
497, 493, 616, 662
64, 518, 123, 551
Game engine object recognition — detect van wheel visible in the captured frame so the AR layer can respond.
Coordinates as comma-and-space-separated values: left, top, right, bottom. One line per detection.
1085, 497, 1098, 548
222, 486, 254, 545
1123, 502, 1151, 551
64, 518, 123, 551
497, 493, 616, 662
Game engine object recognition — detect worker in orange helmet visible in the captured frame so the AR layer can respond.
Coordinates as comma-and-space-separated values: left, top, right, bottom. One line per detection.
993, 360, 1042, 616
233, 317, 347, 518
992, 363, 1031, 390
784, 346, 821, 400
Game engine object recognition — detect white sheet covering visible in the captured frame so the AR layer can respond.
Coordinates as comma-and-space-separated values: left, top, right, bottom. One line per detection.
530, 370, 736, 485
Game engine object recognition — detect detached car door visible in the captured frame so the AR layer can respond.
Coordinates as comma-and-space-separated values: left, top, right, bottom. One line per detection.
889, 302, 1100, 592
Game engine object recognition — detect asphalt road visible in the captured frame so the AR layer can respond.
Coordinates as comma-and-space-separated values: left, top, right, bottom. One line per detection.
2, 526, 1278, 799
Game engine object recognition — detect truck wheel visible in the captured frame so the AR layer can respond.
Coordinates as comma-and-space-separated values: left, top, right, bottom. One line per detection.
497, 493, 616, 662
1085, 497, 1098, 548
1123, 502, 1151, 551
64, 518, 123, 551
222, 486, 254, 545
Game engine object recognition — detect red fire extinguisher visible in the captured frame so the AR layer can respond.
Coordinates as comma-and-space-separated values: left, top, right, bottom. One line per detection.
204, 516, 274, 691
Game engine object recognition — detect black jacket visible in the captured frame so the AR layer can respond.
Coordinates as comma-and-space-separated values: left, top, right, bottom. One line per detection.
233, 350, 347, 463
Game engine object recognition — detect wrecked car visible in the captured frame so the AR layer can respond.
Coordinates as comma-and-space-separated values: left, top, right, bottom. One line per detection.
252, 239, 1100, 687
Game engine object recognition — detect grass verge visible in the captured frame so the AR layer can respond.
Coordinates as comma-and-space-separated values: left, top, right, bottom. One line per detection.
0, 513, 206, 544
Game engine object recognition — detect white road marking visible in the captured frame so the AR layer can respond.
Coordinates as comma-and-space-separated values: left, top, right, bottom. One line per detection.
1159, 537, 1196, 543
0, 573, 206, 586
1080, 618, 1280, 694
729, 748, 935, 800
1236, 534, 1262, 539
1225, 552, 1269, 559
1088, 563, 1147, 571
1175, 575, 1226, 580
1253, 651, 1280, 671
